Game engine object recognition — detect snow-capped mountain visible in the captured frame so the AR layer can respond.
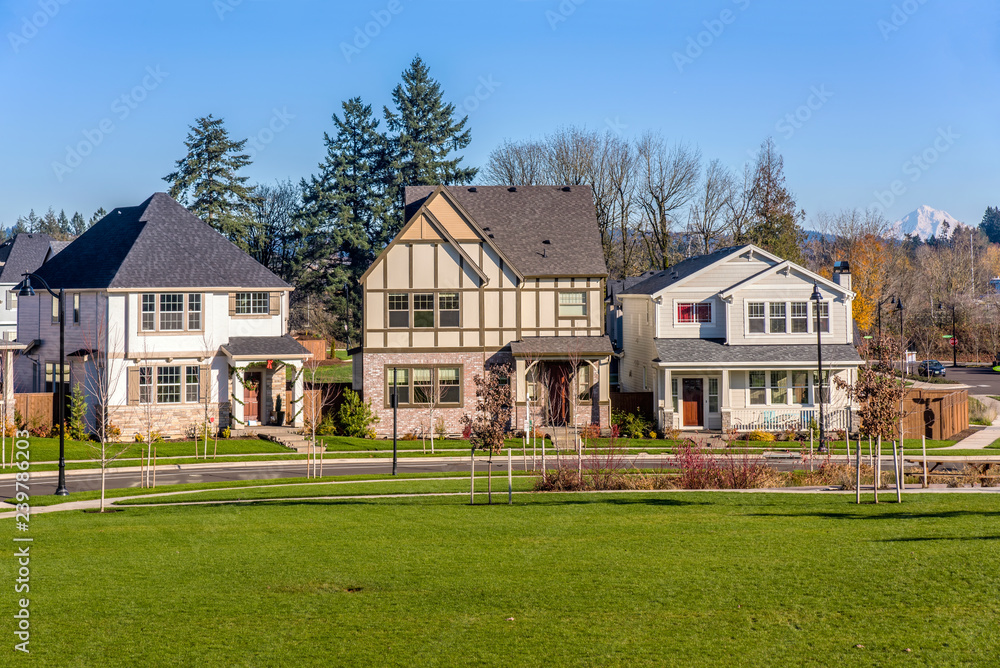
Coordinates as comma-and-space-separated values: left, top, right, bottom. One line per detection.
892, 205, 963, 240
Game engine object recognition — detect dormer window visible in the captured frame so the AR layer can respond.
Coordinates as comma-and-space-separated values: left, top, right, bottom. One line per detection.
677, 302, 711, 324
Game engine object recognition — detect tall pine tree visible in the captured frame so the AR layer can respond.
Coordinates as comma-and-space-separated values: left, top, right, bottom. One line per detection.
383, 55, 476, 238
748, 138, 806, 263
295, 97, 392, 344
163, 115, 254, 246
980, 206, 1000, 244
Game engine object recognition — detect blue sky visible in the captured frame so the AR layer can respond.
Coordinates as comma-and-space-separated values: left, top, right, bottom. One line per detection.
1, 0, 997, 229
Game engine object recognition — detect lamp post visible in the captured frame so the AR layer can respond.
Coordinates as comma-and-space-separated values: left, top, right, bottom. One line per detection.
811, 283, 825, 454
17, 273, 68, 496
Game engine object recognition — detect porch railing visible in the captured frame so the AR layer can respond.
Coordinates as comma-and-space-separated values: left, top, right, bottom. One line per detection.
726, 407, 852, 433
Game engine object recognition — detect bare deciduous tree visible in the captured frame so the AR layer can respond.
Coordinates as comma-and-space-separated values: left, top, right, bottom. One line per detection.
688, 159, 732, 254
635, 134, 701, 269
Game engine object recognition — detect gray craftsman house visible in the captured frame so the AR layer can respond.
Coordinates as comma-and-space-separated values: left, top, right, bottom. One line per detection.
14, 193, 311, 438
0, 233, 68, 341
618, 244, 861, 432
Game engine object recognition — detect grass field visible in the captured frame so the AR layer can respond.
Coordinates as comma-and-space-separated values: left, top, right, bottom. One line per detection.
2, 437, 290, 463
4, 491, 998, 666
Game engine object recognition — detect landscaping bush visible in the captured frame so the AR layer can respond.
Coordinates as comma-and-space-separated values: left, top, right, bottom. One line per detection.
68, 383, 87, 441
611, 409, 653, 440
746, 429, 775, 442
335, 389, 380, 438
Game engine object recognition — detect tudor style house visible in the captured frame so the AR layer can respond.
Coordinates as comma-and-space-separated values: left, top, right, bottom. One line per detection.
618, 245, 862, 432
355, 185, 613, 437
14, 193, 311, 438
0, 233, 68, 341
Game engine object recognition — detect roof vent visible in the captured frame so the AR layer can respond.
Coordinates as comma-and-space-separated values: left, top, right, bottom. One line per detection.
542, 239, 551, 244
561, 186, 571, 192
488, 234, 494, 239
670, 270, 679, 280
508, 186, 517, 192
468, 187, 477, 192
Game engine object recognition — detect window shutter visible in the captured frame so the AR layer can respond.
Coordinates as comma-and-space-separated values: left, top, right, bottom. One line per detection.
228, 293, 236, 316
127, 368, 139, 405
199, 366, 209, 401
269, 292, 280, 315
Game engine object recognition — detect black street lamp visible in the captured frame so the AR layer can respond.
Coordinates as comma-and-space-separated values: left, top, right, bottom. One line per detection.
17, 273, 68, 496
811, 283, 825, 454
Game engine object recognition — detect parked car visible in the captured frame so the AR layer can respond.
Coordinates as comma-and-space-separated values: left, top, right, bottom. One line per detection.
917, 360, 946, 377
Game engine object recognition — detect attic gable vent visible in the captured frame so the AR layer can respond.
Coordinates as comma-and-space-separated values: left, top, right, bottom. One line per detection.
508, 186, 517, 192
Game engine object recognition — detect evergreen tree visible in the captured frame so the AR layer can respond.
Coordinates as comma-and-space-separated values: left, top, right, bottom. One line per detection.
747, 138, 806, 263
980, 206, 1000, 244
296, 97, 392, 344
56, 210, 71, 238
70, 211, 87, 236
89, 207, 107, 226
38, 208, 62, 239
163, 115, 254, 246
383, 55, 476, 238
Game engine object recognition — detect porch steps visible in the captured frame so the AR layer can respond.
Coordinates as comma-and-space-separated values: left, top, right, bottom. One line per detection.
238, 426, 326, 454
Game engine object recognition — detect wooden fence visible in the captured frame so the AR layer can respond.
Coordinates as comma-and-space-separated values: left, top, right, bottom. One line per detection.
610, 391, 654, 420
13, 393, 56, 427
900, 388, 968, 441
293, 382, 351, 426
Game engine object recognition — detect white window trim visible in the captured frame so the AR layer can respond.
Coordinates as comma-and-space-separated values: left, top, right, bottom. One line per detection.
742, 298, 832, 337
744, 368, 832, 407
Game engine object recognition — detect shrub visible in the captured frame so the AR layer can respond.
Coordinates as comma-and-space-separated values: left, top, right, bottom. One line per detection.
402, 431, 418, 441
611, 409, 653, 440
580, 423, 601, 440
534, 465, 585, 491
335, 389, 380, 438
106, 424, 122, 443
747, 430, 775, 442
68, 383, 87, 441
648, 431, 658, 440
316, 414, 337, 437
14, 409, 24, 430
28, 416, 49, 438
435, 417, 447, 440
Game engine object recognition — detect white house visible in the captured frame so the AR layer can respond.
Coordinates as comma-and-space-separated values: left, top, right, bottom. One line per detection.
14, 193, 311, 438
618, 245, 862, 433
0, 233, 67, 341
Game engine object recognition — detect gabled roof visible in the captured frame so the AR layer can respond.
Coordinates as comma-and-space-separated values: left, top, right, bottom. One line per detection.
0, 233, 65, 284
221, 335, 312, 360
719, 259, 855, 300
620, 246, 757, 296
32, 193, 290, 290
510, 335, 613, 357
404, 185, 607, 278
607, 271, 657, 300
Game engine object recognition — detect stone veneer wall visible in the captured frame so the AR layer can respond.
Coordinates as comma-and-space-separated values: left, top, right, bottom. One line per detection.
107, 402, 231, 440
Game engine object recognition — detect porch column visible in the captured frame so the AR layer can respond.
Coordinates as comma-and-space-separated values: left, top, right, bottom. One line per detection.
661, 368, 672, 431
291, 363, 304, 428
3, 349, 13, 425
230, 370, 244, 427
720, 368, 731, 431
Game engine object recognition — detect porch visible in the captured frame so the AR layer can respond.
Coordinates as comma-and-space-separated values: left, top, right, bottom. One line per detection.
510, 336, 613, 433
220, 335, 312, 429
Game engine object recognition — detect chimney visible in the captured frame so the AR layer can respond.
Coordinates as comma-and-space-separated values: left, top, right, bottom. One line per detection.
832, 260, 851, 292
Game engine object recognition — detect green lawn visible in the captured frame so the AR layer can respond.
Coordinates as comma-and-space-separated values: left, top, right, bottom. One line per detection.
4, 492, 998, 665
5, 437, 291, 463
304, 360, 353, 383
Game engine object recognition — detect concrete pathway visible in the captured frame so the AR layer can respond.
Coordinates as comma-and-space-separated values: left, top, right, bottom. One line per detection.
940, 395, 1000, 450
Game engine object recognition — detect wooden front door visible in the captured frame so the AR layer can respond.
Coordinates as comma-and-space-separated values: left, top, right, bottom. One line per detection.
547, 363, 572, 426
682, 378, 704, 427
244, 372, 262, 423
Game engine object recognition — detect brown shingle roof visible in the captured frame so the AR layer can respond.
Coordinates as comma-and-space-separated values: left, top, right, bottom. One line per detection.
405, 186, 607, 278
510, 336, 613, 357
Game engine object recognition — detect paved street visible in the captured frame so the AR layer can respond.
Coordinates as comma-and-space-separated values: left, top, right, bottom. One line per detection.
938, 364, 1000, 395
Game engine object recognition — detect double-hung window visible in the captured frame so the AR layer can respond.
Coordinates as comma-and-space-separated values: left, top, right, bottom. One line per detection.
559, 292, 587, 317
138, 367, 153, 403
748, 302, 765, 333
708, 378, 719, 413
73, 294, 80, 324
749, 371, 767, 405
813, 370, 830, 403
815, 302, 830, 333
157, 366, 182, 404
770, 371, 788, 404
235, 292, 269, 315
577, 364, 593, 402
413, 368, 433, 403
141, 294, 156, 331
769, 303, 786, 333
791, 371, 809, 404
388, 294, 409, 328
791, 302, 809, 333
438, 293, 460, 327
188, 294, 202, 330
387, 368, 409, 405
413, 294, 434, 328
44, 363, 69, 393
438, 368, 461, 404
186, 366, 201, 403
386, 367, 462, 407
159, 294, 184, 331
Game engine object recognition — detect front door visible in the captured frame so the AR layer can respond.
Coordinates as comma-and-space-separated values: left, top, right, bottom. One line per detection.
244, 372, 262, 423
546, 363, 572, 426
682, 378, 704, 427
